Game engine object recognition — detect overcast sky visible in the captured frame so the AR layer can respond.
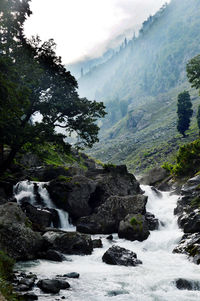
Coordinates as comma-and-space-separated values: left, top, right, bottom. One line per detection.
24, 0, 170, 64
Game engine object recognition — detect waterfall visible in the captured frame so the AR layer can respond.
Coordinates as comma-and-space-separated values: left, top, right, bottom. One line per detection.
14, 180, 75, 231
16, 185, 200, 301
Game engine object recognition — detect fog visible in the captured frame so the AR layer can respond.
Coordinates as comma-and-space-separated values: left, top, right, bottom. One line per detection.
24, 0, 170, 64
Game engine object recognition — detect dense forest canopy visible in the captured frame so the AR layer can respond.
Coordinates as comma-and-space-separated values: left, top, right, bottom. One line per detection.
0, 0, 106, 172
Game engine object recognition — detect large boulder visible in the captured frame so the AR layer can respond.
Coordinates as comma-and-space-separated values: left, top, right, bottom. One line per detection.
118, 213, 150, 241
139, 167, 169, 186
20, 203, 54, 228
43, 230, 93, 255
37, 279, 70, 294
47, 175, 96, 219
77, 194, 147, 234
182, 210, 200, 233
0, 203, 44, 260
102, 245, 142, 266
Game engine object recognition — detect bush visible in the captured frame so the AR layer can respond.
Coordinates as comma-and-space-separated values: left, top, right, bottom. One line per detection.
162, 139, 200, 177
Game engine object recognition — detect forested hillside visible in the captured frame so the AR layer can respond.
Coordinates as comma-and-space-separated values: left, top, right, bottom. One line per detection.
76, 0, 200, 174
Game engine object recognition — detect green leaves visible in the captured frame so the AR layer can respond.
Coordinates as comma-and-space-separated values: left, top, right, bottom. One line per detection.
177, 91, 193, 137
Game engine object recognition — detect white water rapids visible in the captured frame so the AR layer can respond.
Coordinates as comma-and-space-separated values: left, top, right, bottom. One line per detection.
14, 180, 75, 230
16, 185, 200, 300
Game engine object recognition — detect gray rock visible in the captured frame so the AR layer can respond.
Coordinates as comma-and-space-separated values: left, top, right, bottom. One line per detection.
175, 278, 200, 290
64, 272, 80, 279
77, 194, 147, 234
0, 203, 44, 260
21, 203, 53, 228
37, 279, 70, 294
102, 245, 142, 266
118, 213, 150, 241
92, 239, 103, 248
39, 249, 65, 262
139, 167, 169, 186
173, 233, 200, 264
145, 212, 159, 230
43, 230, 93, 255
183, 210, 200, 233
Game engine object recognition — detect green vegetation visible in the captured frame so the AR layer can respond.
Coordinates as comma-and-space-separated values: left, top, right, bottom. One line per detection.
130, 215, 143, 231
191, 196, 200, 208
177, 91, 193, 137
0, 251, 20, 301
57, 175, 72, 182
162, 139, 200, 177
0, 0, 106, 173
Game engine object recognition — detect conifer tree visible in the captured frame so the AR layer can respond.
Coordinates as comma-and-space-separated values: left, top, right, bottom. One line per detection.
177, 91, 193, 137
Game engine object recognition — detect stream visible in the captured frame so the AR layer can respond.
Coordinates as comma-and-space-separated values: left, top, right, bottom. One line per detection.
15, 185, 200, 301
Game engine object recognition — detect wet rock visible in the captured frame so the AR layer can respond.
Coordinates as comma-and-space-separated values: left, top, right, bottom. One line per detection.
92, 239, 103, 248
102, 245, 142, 266
118, 214, 150, 241
181, 175, 200, 195
183, 210, 200, 233
173, 233, 200, 264
43, 230, 93, 255
37, 279, 70, 294
150, 187, 163, 198
145, 212, 159, 230
48, 175, 96, 219
20, 293, 38, 300
21, 203, 53, 228
39, 249, 65, 262
107, 290, 128, 296
106, 235, 113, 240
175, 278, 200, 290
64, 272, 80, 279
77, 194, 147, 234
0, 202, 44, 260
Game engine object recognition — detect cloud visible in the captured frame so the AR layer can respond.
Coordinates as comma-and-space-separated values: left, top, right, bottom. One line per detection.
24, 0, 170, 64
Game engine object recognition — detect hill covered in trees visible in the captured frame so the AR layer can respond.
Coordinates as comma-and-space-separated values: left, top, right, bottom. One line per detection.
74, 0, 200, 174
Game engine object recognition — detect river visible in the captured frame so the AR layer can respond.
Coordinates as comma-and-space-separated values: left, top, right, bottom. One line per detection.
15, 185, 200, 301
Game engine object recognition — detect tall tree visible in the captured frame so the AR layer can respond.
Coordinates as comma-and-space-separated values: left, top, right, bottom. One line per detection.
177, 91, 193, 137
0, 0, 106, 172
187, 54, 200, 93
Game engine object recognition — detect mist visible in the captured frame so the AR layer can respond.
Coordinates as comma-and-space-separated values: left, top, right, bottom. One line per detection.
24, 0, 170, 65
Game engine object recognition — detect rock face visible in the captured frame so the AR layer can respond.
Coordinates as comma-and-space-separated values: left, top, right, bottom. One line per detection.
77, 195, 147, 234
0, 203, 44, 260
43, 230, 93, 255
21, 203, 54, 228
174, 175, 200, 264
48, 165, 142, 221
139, 167, 169, 186
173, 233, 200, 264
102, 245, 142, 266
118, 214, 150, 241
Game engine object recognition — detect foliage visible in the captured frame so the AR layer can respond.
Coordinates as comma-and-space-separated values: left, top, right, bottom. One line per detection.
0, 251, 19, 301
165, 139, 200, 177
177, 91, 193, 137
0, 251, 15, 280
57, 175, 72, 182
191, 196, 200, 208
0, 0, 106, 172
187, 54, 200, 93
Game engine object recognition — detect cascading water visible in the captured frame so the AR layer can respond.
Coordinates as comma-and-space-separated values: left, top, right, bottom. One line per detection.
14, 180, 75, 231
16, 185, 200, 301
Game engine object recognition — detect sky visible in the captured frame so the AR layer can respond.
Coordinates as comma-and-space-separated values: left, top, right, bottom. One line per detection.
24, 0, 171, 64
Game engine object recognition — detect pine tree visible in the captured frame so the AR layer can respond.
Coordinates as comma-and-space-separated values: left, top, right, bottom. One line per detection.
177, 91, 193, 137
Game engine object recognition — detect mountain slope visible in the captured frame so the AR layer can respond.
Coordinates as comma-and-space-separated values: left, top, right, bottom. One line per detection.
77, 0, 200, 174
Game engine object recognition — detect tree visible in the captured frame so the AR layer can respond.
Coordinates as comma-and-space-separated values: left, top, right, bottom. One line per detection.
0, 0, 106, 172
177, 91, 193, 137
187, 54, 200, 93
